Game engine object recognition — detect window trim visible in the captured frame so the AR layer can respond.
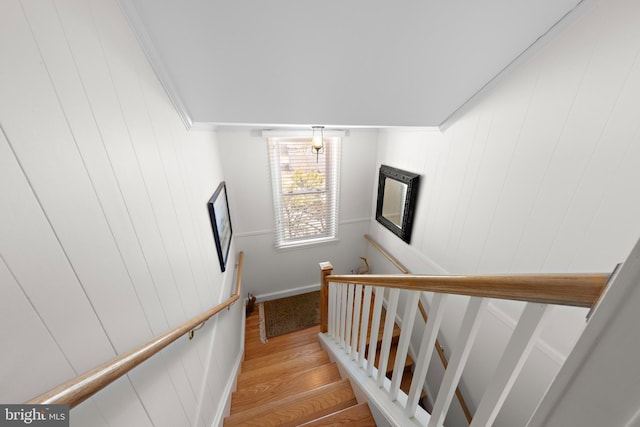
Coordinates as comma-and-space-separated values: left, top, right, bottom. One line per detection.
266, 132, 342, 249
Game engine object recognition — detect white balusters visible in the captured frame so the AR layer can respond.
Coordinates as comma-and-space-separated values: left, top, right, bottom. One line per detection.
339, 284, 348, 348
367, 287, 385, 377
345, 284, 355, 353
358, 286, 373, 368
406, 293, 448, 417
351, 284, 363, 359
328, 283, 336, 338
429, 297, 488, 427
322, 276, 556, 427
377, 288, 401, 387
390, 291, 420, 401
470, 302, 549, 427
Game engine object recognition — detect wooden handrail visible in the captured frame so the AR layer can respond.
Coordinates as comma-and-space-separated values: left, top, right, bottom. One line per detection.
28, 251, 244, 408
362, 234, 609, 424
326, 272, 608, 308
364, 234, 410, 274
364, 234, 473, 423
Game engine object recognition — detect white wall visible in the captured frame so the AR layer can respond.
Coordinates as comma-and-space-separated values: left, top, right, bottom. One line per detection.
369, 0, 640, 425
0, 1, 241, 426
216, 129, 377, 300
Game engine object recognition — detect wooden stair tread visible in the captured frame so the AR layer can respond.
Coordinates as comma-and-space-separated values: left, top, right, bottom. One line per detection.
244, 323, 320, 361
224, 378, 357, 427
373, 342, 414, 375
241, 341, 322, 372
231, 363, 342, 413
234, 293, 426, 427
237, 349, 330, 388
350, 292, 401, 350
400, 372, 427, 399
297, 402, 376, 426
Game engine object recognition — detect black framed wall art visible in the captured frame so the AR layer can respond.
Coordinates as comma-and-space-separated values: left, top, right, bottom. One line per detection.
208, 181, 233, 272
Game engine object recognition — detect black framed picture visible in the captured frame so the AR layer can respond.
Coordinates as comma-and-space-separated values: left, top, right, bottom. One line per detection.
375, 165, 420, 243
208, 181, 233, 272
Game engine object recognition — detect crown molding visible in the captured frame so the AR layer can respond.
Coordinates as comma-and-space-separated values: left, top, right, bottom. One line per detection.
117, 0, 194, 130
439, 0, 598, 132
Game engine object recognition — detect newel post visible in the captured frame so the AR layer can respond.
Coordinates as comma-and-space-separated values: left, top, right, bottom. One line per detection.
319, 262, 333, 333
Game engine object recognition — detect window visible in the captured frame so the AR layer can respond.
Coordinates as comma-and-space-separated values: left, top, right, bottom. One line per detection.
267, 136, 341, 248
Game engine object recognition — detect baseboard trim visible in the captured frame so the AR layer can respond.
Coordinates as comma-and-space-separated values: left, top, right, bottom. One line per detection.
254, 283, 320, 303
211, 314, 245, 427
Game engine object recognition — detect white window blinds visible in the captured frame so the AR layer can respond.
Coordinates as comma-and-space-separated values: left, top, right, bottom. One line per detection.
267, 136, 341, 248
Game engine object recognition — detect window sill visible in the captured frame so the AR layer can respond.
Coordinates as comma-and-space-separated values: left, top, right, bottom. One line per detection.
274, 237, 340, 251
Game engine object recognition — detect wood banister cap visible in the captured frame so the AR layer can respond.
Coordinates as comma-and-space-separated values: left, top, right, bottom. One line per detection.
319, 262, 333, 271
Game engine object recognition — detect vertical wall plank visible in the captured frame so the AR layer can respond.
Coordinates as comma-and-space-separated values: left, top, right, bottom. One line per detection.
53, 0, 189, 330
0, 257, 76, 402
0, 0, 152, 356
0, 0, 234, 424
0, 127, 114, 374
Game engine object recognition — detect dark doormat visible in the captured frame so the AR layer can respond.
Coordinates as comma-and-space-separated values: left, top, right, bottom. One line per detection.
260, 291, 320, 342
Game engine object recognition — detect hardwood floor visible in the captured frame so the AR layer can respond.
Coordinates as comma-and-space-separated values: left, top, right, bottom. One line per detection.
226, 298, 426, 426
243, 310, 320, 361
225, 309, 376, 426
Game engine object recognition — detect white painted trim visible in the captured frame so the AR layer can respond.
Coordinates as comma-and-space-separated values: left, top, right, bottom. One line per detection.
189, 122, 220, 132
185, 123, 438, 132
116, 0, 194, 130
234, 217, 371, 239
254, 283, 320, 303
234, 229, 274, 239
438, 0, 599, 131
274, 237, 341, 252
370, 224, 449, 274
211, 302, 245, 427
211, 347, 243, 427
408, 248, 449, 275
262, 129, 347, 138
378, 127, 441, 135
341, 217, 373, 225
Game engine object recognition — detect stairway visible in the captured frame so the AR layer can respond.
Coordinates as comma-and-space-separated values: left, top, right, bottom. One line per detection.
225, 294, 427, 426
224, 311, 376, 426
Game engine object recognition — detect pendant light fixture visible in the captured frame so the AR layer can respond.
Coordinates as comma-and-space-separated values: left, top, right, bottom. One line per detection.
311, 126, 325, 162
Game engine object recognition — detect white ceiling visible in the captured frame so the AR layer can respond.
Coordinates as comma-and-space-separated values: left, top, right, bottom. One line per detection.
119, 0, 584, 128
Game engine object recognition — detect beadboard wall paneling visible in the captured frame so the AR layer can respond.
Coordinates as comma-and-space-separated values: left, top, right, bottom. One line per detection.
372, 0, 640, 426
0, 0, 240, 425
376, 0, 640, 278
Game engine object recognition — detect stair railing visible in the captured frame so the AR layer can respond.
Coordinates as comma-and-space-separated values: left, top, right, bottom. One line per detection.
27, 252, 244, 408
319, 261, 611, 427
364, 234, 473, 423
